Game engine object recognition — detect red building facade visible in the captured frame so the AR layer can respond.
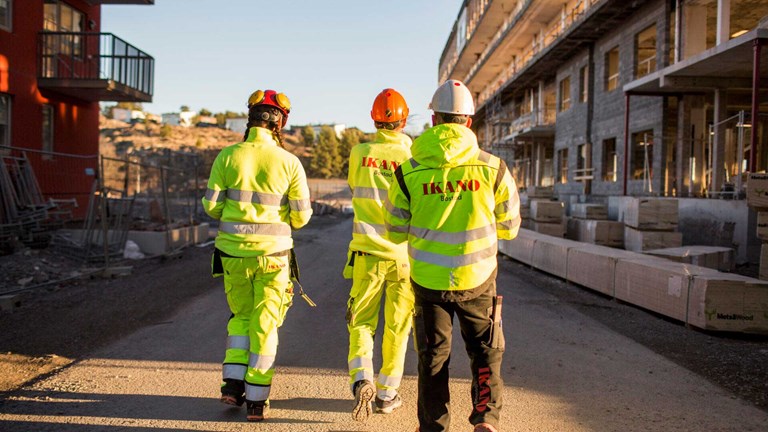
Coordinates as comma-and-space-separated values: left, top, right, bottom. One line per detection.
0, 0, 153, 215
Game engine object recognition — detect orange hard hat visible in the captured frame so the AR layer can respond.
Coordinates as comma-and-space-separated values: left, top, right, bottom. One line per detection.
371, 88, 409, 123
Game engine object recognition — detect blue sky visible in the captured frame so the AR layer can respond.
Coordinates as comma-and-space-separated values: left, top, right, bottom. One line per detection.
102, 1, 463, 134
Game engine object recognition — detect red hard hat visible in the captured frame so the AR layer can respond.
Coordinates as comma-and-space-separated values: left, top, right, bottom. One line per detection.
247, 89, 291, 126
371, 88, 409, 123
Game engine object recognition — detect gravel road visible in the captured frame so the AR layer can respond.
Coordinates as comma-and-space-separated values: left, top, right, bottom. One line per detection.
0, 215, 767, 431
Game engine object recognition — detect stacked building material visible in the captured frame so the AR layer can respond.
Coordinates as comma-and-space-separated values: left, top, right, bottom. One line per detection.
623, 198, 682, 252
566, 203, 623, 247
644, 246, 735, 272
746, 175, 768, 280
529, 199, 565, 237
500, 229, 768, 334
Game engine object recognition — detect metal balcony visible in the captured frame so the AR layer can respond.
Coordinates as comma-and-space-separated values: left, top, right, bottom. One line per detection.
37, 32, 154, 103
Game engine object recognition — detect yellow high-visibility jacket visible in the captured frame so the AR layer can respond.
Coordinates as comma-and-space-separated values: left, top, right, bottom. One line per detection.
202, 127, 312, 256
384, 123, 521, 291
347, 129, 412, 261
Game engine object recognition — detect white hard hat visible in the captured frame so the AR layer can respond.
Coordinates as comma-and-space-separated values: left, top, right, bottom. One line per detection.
429, 79, 475, 115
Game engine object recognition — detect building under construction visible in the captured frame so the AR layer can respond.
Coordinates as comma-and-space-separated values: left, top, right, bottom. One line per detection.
440, 0, 768, 263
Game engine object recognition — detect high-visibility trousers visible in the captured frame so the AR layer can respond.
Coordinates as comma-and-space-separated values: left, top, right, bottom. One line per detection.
220, 255, 293, 403
346, 253, 414, 400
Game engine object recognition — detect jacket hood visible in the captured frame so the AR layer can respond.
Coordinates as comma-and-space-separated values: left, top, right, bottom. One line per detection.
375, 129, 412, 148
411, 123, 478, 168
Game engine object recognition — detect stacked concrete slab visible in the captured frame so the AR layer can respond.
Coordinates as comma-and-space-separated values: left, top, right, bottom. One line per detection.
623, 198, 682, 252
566, 203, 623, 247
746, 174, 768, 280
499, 229, 768, 334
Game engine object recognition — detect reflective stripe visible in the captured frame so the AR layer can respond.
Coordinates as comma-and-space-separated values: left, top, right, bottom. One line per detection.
348, 357, 374, 371
477, 150, 492, 163
409, 224, 496, 245
354, 222, 386, 236
227, 335, 250, 351
289, 199, 312, 211
227, 189, 287, 206
376, 373, 402, 389
248, 353, 276, 371
219, 222, 291, 236
497, 219, 518, 231
495, 200, 511, 214
353, 187, 388, 201
384, 196, 410, 220
245, 383, 271, 401
409, 244, 498, 268
223, 363, 247, 380
205, 188, 226, 202
385, 222, 409, 234
377, 387, 399, 400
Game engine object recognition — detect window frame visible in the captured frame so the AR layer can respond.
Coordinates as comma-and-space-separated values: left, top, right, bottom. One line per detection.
605, 46, 620, 92
558, 148, 569, 184
558, 76, 571, 112
0, 93, 11, 154
635, 24, 658, 79
0, 0, 11, 32
602, 138, 617, 182
579, 65, 588, 103
42, 104, 54, 160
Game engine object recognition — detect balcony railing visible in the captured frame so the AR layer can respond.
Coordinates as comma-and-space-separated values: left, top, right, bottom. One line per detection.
508, 105, 556, 136
38, 32, 154, 102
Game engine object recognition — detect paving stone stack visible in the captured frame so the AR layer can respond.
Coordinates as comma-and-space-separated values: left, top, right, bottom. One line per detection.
622, 198, 682, 252
566, 203, 624, 248
752, 191, 768, 280
644, 246, 735, 272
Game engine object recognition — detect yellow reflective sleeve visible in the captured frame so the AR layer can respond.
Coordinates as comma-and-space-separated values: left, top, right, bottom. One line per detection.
288, 159, 312, 230
384, 168, 410, 244
494, 167, 521, 240
202, 153, 226, 220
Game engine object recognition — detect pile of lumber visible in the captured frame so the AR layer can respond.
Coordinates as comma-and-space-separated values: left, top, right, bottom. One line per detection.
623, 198, 682, 252
500, 229, 768, 334
566, 203, 623, 247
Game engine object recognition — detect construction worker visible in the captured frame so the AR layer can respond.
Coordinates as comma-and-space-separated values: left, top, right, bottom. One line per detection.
344, 88, 415, 422
384, 80, 521, 432
202, 89, 312, 422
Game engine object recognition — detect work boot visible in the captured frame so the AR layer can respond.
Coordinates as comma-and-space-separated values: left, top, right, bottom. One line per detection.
351, 379, 375, 422
374, 393, 402, 414
219, 378, 245, 407
473, 423, 498, 432
246, 400, 269, 422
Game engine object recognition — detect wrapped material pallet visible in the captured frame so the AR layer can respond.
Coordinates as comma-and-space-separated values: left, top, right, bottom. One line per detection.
570, 203, 608, 220
527, 185, 553, 198
532, 221, 565, 237
757, 211, 768, 240
531, 235, 581, 278
529, 200, 564, 223
746, 173, 768, 208
566, 218, 624, 247
761, 243, 768, 280
499, 229, 537, 265
520, 205, 530, 220
687, 273, 768, 333
624, 226, 682, 252
644, 246, 734, 272
566, 244, 646, 296
614, 258, 719, 322
623, 198, 678, 230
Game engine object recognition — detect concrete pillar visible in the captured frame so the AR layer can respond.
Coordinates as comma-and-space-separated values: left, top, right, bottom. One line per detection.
538, 81, 545, 124
677, 96, 691, 196
712, 89, 728, 193
690, 105, 707, 196
683, 3, 708, 59
716, 0, 731, 46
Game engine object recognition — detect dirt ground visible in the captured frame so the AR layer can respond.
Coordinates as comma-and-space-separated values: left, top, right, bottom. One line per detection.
0, 217, 767, 414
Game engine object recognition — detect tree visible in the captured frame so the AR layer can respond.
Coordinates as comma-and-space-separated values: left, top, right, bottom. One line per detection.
339, 128, 363, 177
199, 108, 212, 117
300, 125, 315, 147
309, 126, 342, 178
180, 105, 191, 112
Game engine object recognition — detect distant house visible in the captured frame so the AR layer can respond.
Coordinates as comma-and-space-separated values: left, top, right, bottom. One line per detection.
112, 108, 145, 124
225, 118, 248, 135
196, 116, 218, 128
162, 111, 196, 127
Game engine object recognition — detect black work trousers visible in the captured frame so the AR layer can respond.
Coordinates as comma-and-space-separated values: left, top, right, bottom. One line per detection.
412, 280, 505, 432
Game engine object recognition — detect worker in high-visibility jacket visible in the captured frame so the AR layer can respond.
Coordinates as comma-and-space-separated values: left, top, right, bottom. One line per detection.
202, 89, 312, 423
384, 80, 521, 432
344, 88, 415, 422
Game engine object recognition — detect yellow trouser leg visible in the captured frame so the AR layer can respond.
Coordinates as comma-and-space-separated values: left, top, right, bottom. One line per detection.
222, 256, 293, 402
347, 255, 413, 399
